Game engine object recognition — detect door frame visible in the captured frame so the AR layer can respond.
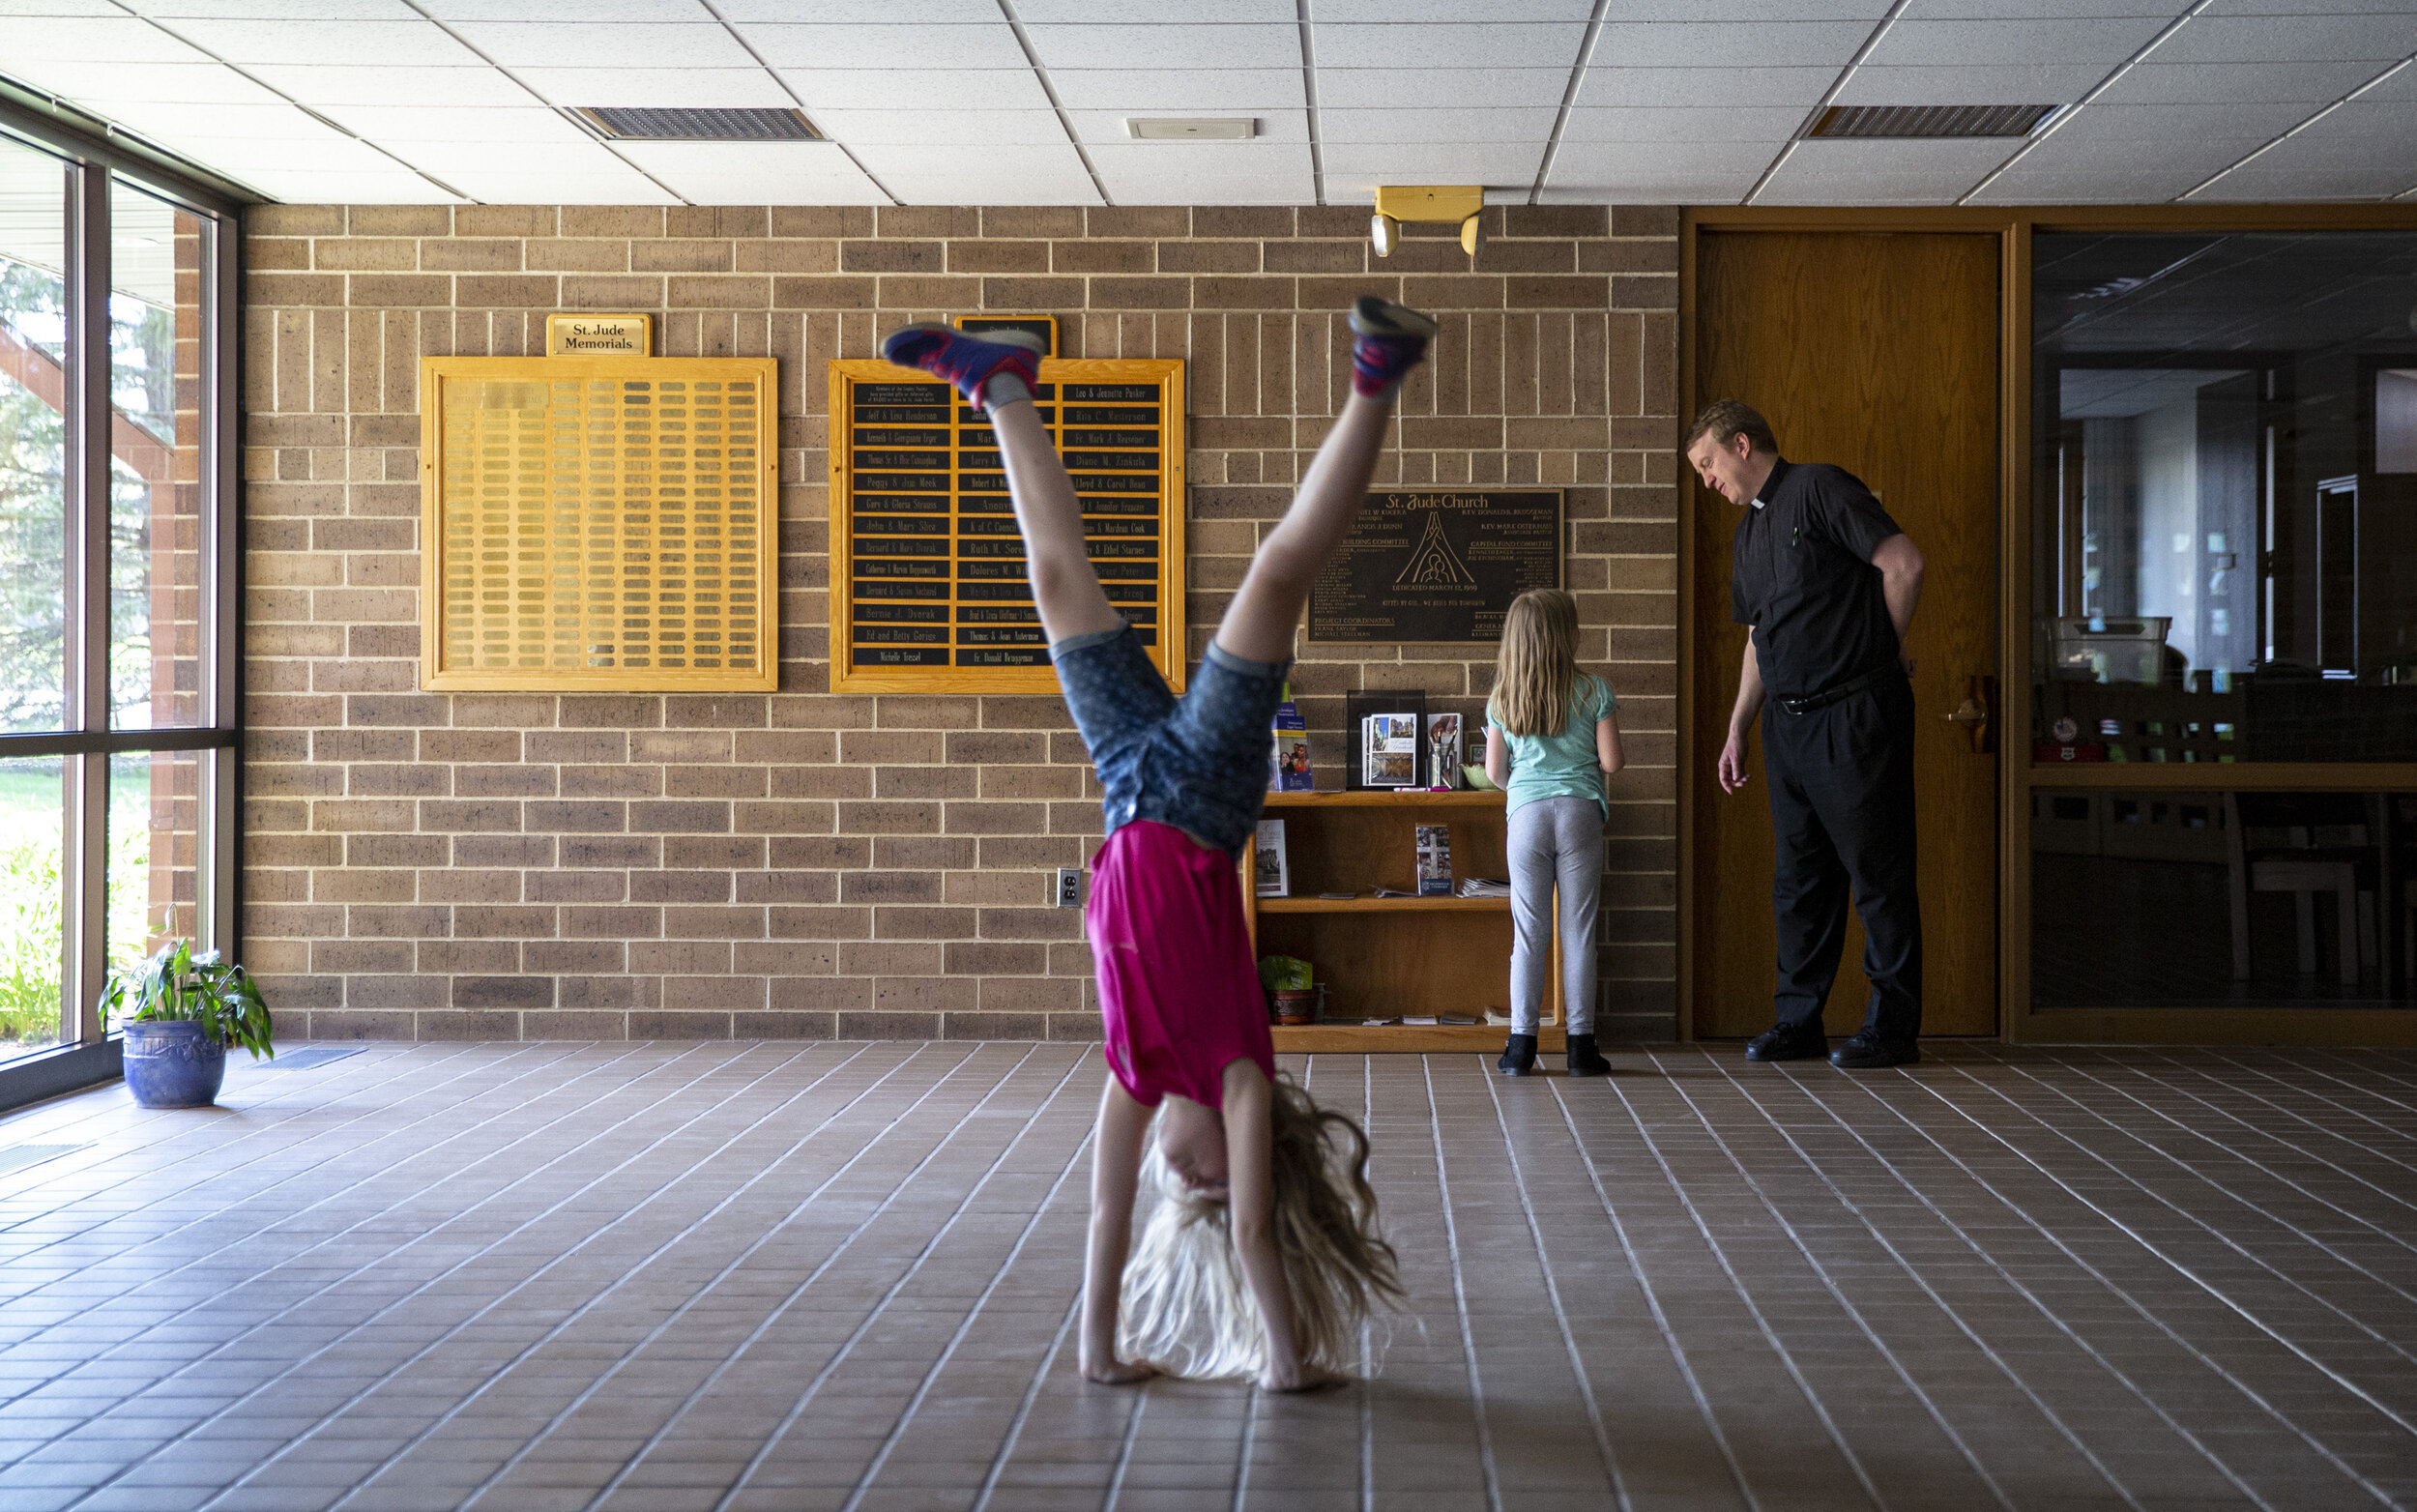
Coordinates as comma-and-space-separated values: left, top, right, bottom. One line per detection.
1678, 204, 2417, 1047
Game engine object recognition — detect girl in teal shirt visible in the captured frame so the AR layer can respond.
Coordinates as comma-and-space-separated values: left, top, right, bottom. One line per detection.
1484, 588, 1624, 1076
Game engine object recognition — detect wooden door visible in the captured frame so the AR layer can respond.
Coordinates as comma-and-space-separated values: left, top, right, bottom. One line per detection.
1691, 231, 2000, 1038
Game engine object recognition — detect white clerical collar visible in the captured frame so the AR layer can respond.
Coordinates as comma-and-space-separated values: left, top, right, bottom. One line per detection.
1750, 497, 1765, 509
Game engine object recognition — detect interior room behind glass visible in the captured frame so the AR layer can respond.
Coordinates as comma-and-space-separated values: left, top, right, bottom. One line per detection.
2033, 231, 2417, 765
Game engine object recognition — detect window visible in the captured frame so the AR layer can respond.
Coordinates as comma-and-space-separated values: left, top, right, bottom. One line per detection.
2032, 232, 2417, 765
0, 111, 238, 1096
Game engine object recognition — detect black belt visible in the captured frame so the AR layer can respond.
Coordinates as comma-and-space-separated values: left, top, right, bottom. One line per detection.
1775, 664, 1893, 715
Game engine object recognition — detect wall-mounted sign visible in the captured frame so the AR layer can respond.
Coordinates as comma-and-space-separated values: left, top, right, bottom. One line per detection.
827, 357, 1185, 694
419, 356, 777, 692
952, 313, 1058, 357
545, 312, 652, 357
1309, 488, 1563, 644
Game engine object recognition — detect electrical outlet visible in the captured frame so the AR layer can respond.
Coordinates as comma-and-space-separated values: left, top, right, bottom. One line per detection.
1054, 867, 1083, 908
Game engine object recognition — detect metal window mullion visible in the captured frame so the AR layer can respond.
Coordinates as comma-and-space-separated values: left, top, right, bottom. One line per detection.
201, 211, 239, 956
63, 162, 110, 1043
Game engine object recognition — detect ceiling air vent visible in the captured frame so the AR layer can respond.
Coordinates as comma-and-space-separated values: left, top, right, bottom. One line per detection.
1805, 104, 2058, 139
568, 106, 824, 142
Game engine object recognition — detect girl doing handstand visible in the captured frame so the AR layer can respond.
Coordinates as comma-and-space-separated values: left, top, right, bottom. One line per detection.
882, 302, 1433, 1390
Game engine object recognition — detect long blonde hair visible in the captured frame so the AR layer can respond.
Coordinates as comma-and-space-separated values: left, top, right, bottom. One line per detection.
1119, 1075, 1405, 1379
1489, 588, 1582, 737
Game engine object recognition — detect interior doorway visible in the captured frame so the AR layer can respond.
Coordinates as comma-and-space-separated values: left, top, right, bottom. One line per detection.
1687, 229, 2002, 1040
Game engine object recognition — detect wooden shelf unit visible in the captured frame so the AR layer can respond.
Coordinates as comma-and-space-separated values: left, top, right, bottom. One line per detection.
1248, 790, 1558, 1053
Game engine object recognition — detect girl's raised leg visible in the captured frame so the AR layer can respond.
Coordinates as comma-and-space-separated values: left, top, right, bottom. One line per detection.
1213, 298, 1435, 667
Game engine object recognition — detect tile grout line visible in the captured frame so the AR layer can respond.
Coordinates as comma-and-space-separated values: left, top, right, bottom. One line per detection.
1645, 1051, 2020, 1512
179, 1039, 884, 1512
1419, 1056, 1504, 1512
329, 1040, 914, 1509
1473, 1060, 1630, 1509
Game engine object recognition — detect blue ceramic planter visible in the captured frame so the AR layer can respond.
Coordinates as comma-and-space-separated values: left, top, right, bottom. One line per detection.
123, 1020, 227, 1109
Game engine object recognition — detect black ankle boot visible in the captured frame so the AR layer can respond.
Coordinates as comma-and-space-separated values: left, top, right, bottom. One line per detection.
1565, 1032, 1609, 1077
1497, 1033, 1536, 1077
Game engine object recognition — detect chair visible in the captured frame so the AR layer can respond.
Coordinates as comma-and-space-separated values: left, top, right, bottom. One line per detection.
2224, 793, 2378, 985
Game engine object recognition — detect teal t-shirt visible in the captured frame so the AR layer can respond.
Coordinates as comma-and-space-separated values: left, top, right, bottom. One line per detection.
1489, 674, 1616, 819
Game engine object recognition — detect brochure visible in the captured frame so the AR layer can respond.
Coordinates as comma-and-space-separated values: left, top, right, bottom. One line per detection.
1254, 819, 1290, 897
1415, 824, 1454, 897
1426, 713, 1463, 789
1360, 712, 1420, 788
1267, 697, 1312, 792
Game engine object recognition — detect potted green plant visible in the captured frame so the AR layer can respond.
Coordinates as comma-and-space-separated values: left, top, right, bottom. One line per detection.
104, 941, 274, 1108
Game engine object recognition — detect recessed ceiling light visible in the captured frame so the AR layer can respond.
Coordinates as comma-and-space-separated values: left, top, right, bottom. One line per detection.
567, 106, 825, 142
1124, 118, 1256, 141
1806, 104, 2060, 139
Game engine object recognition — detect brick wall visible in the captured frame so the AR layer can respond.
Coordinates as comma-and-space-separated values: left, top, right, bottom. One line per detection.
240, 203, 1680, 1042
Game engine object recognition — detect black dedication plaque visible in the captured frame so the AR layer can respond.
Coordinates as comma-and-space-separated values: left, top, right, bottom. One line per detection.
1308, 489, 1562, 643
828, 359, 1186, 692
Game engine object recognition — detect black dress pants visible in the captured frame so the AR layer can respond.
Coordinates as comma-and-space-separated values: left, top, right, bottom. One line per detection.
1762, 671, 1922, 1041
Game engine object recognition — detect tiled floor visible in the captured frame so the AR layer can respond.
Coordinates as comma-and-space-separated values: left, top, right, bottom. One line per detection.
4, 1042, 2417, 1512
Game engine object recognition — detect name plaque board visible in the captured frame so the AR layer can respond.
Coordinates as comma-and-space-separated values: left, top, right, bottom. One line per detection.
1308, 488, 1563, 644
544, 312, 652, 357
827, 357, 1186, 694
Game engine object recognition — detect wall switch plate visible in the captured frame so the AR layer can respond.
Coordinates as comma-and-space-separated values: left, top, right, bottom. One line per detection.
1054, 868, 1083, 908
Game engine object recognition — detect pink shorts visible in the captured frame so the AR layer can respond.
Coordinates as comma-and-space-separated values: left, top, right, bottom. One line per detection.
1086, 819, 1276, 1110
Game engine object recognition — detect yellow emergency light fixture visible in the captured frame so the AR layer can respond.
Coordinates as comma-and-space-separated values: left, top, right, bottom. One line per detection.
1370, 186, 1485, 259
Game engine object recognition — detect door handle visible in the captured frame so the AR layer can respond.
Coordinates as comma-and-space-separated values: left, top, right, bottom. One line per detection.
1942, 675, 1995, 752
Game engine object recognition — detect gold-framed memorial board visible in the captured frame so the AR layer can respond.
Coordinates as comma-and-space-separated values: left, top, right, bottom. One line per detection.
828, 357, 1185, 694
419, 356, 779, 692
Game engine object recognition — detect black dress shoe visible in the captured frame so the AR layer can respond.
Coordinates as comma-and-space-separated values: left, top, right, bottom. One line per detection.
1745, 1022, 1828, 1061
1564, 1033, 1610, 1078
1498, 1033, 1536, 1076
1829, 1031, 1919, 1069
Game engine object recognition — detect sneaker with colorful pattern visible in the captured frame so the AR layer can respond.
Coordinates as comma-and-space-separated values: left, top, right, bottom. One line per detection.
879, 323, 1046, 413
1347, 296, 1438, 401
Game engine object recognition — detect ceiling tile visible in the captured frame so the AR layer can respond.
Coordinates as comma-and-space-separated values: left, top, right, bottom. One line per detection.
1095, 169, 1312, 203
175, 134, 405, 174
2153, 13, 2417, 64
1320, 0, 1595, 15
780, 68, 1051, 110
1965, 166, 2199, 202
849, 143, 1103, 204
1832, 63, 2123, 103
0, 0, 122, 15
73, 99, 327, 138
2199, 0, 2417, 12
420, 0, 708, 15
392, 139, 625, 175
1574, 66, 1837, 107
1045, 69, 1305, 110
129, 0, 417, 15
7, 59, 285, 102
2093, 59, 2385, 103
1318, 107, 1560, 144
1862, 15, 2171, 66
1558, 105, 1807, 142
1888, 0, 2175, 14
1321, 142, 1548, 184
814, 108, 1079, 146
438, 167, 677, 202
2190, 164, 2411, 200
1998, 131, 2254, 178
613, 140, 889, 204
2045, 101, 2315, 142
1597, 0, 1888, 15
447, 22, 758, 70
1062, 108, 1305, 144
245, 63, 540, 104
716, 0, 998, 16
1026, 23, 1298, 71
235, 169, 461, 200
1754, 136, 2014, 202
1590, 19, 1872, 68
509, 67, 796, 107
311, 102, 593, 142
737, 22, 1029, 70
151, 15, 482, 64
0, 15, 212, 61
1021, 0, 1292, 15
1317, 68, 1572, 108
1086, 140, 1313, 191
1312, 22, 1586, 71
1542, 139, 1774, 200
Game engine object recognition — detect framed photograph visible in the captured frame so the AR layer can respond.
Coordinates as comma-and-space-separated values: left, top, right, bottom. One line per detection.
1254, 820, 1290, 897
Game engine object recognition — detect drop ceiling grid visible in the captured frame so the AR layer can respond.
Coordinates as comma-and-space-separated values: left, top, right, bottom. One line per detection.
6, 0, 2417, 204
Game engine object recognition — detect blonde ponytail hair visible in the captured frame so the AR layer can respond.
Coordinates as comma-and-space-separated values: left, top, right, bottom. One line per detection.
1119, 1076, 1405, 1380
1489, 588, 1582, 738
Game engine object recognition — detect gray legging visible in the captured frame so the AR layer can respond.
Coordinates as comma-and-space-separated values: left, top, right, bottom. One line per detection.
1508, 796, 1603, 1035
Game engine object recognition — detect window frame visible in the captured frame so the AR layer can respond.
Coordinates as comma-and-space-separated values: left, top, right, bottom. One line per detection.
0, 94, 248, 1110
